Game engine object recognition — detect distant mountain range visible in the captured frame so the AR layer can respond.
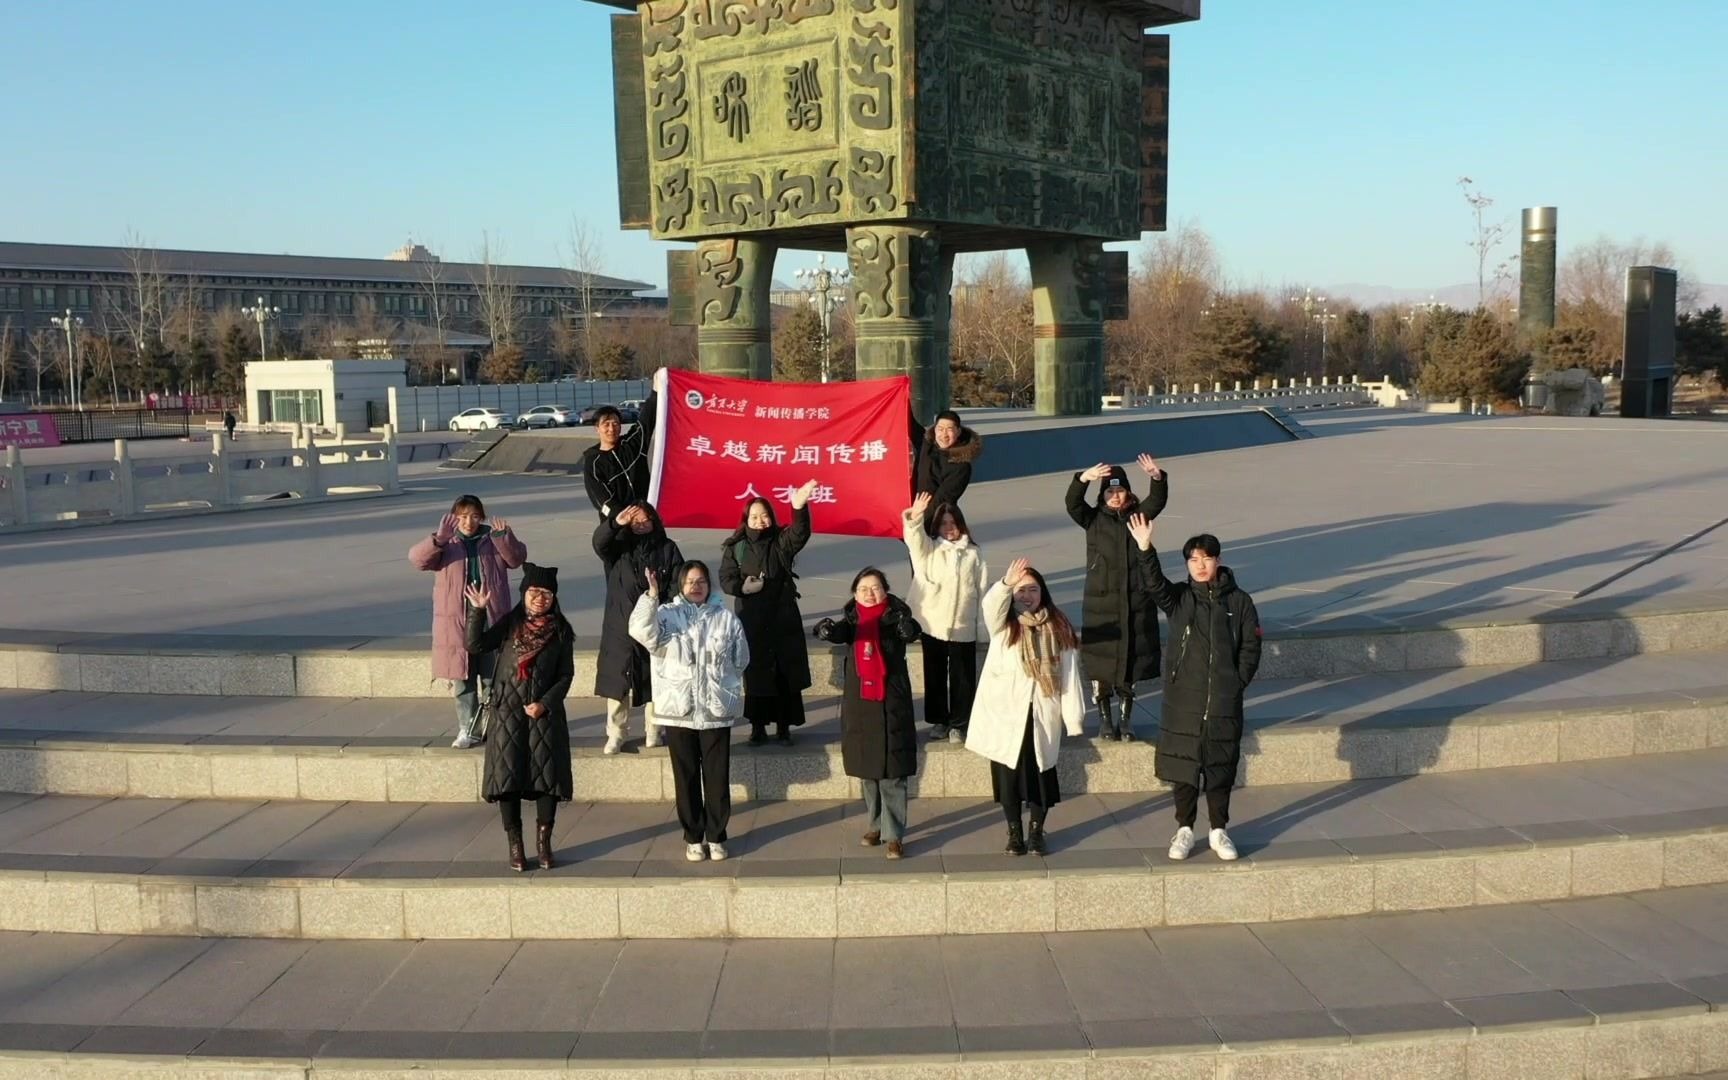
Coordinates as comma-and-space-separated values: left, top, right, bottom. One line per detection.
1321, 281, 1728, 312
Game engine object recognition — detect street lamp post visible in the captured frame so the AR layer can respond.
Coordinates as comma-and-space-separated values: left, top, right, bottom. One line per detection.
50, 309, 84, 410
794, 254, 849, 383
241, 296, 280, 363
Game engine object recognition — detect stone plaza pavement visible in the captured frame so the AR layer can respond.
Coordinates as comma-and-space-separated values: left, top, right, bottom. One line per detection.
7, 408, 1728, 1077
3, 410, 1727, 639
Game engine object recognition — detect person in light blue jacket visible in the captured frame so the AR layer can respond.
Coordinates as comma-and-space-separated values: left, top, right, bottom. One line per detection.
630, 560, 751, 863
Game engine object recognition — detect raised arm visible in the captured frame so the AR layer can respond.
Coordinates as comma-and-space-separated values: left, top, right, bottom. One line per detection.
902, 494, 935, 569
778, 498, 813, 560
981, 577, 1014, 636
1136, 453, 1170, 520
628, 590, 668, 651
592, 513, 631, 562
408, 513, 459, 571
1065, 471, 1098, 529
489, 523, 527, 569
465, 605, 512, 655
1127, 514, 1182, 614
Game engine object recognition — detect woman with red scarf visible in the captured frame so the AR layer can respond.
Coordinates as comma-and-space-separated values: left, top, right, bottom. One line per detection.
463, 563, 575, 873
814, 567, 923, 858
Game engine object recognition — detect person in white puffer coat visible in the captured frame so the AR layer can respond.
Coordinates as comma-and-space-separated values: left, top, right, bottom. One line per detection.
903, 492, 990, 744
630, 560, 750, 863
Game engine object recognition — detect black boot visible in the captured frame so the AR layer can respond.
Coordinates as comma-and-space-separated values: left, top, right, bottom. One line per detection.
505, 828, 526, 873
1004, 821, 1027, 856
1096, 684, 1118, 740
536, 822, 555, 870
748, 723, 767, 747
1118, 692, 1137, 742
1027, 819, 1048, 856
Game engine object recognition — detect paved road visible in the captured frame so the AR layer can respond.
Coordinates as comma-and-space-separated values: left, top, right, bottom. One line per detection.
4, 409, 1727, 637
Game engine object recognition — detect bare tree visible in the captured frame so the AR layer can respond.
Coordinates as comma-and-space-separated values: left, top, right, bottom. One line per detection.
415, 252, 456, 381
107, 231, 171, 355
1457, 177, 1509, 309
951, 253, 1035, 405
26, 328, 64, 400
1106, 223, 1221, 391
470, 232, 521, 354
562, 216, 613, 375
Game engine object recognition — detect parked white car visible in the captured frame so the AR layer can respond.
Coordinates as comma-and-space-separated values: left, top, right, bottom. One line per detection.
448, 408, 507, 432
515, 404, 577, 429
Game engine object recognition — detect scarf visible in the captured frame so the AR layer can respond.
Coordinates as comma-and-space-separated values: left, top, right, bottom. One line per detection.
853, 600, 888, 703
1016, 607, 1063, 699
512, 612, 557, 683
457, 526, 489, 590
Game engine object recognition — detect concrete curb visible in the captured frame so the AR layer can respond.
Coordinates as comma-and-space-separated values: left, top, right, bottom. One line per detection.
3, 826, 1727, 940
3, 598, 1728, 696
2, 695, 1721, 802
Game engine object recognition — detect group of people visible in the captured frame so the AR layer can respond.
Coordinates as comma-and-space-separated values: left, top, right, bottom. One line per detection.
409, 404, 1263, 872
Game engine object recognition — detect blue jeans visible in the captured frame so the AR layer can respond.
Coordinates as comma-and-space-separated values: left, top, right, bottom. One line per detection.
861, 777, 909, 842
452, 655, 494, 740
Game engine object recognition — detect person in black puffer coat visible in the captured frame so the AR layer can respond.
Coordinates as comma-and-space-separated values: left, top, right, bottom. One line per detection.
1065, 453, 1170, 740
464, 563, 576, 873
815, 567, 923, 859
1126, 514, 1262, 865
594, 501, 684, 755
720, 480, 816, 745
912, 410, 984, 534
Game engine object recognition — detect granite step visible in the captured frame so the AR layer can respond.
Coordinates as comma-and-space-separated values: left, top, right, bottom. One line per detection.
5, 752, 1728, 940
2, 645, 1724, 802
5, 886, 1728, 1078
3, 590, 1727, 697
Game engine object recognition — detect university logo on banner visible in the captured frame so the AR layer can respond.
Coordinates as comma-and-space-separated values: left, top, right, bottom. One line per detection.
647, 369, 911, 538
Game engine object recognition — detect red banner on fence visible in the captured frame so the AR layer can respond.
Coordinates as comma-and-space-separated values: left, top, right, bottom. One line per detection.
0, 414, 62, 449
647, 369, 911, 538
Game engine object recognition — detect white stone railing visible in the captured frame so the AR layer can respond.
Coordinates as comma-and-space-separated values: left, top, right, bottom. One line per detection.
1102, 375, 1376, 412
1, 428, 401, 530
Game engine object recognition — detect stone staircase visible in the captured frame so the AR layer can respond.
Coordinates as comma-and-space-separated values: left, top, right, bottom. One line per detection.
6, 609, 1728, 1077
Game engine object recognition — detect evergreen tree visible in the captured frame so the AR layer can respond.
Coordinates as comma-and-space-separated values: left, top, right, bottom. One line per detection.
1676, 306, 1728, 381
479, 344, 526, 384
215, 324, 252, 394
1417, 309, 1527, 404
773, 305, 827, 383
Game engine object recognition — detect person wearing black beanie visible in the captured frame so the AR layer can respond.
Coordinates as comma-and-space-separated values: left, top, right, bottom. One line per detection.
463, 562, 575, 872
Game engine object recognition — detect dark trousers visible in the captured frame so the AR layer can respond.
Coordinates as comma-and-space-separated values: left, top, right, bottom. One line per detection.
998, 785, 1050, 829
499, 795, 557, 832
665, 726, 732, 843
921, 637, 978, 731
746, 672, 805, 738
1171, 782, 1231, 830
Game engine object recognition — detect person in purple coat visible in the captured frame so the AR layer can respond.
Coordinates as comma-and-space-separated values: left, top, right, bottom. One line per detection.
409, 494, 528, 747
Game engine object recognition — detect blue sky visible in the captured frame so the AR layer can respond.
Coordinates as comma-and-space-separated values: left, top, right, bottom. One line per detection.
3, 0, 1723, 291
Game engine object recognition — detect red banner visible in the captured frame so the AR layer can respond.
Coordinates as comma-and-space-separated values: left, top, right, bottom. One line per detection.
0, 413, 62, 449
648, 369, 910, 538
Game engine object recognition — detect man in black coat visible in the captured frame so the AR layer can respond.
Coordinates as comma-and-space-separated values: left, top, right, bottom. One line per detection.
1127, 513, 1261, 863
912, 410, 983, 533
593, 501, 683, 754
582, 391, 658, 521
1066, 453, 1169, 739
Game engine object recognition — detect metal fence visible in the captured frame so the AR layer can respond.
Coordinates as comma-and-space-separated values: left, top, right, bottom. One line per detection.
45, 408, 193, 443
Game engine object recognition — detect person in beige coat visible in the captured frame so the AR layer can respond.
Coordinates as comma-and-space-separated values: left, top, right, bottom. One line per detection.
965, 558, 1086, 856
903, 492, 990, 744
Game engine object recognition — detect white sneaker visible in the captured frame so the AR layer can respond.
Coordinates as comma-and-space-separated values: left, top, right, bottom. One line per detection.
644, 726, 662, 749
708, 842, 727, 861
949, 728, 965, 745
1210, 828, 1239, 861
686, 842, 707, 862
450, 733, 478, 750
1167, 826, 1196, 861
603, 736, 624, 756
